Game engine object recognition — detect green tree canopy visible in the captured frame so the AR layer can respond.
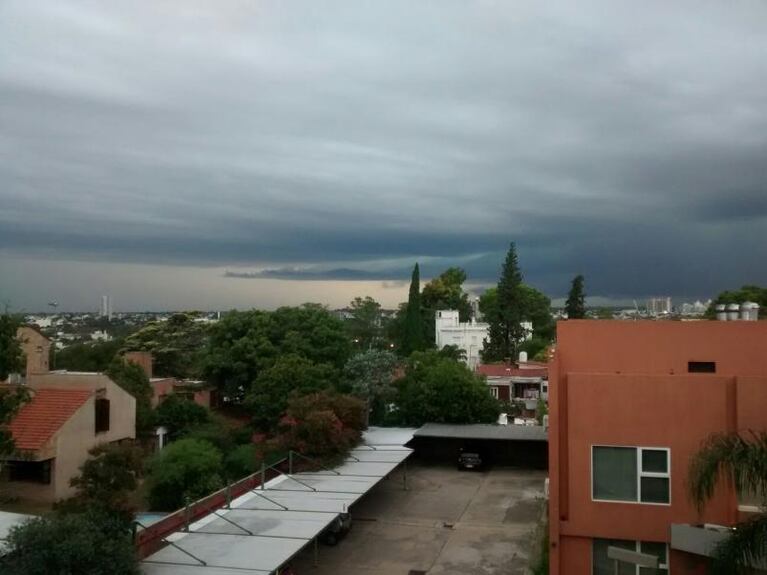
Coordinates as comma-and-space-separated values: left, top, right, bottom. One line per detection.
3, 508, 138, 575
122, 313, 209, 378
565, 275, 587, 319
55, 339, 123, 373
346, 296, 384, 350
394, 351, 500, 426
0, 386, 29, 458
421, 267, 473, 343
344, 350, 398, 425
146, 438, 224, 511
401, 264, 426, 355
67, 443, 144, 519
245, 354, 339, 431
106, 358, 155, 436
155, 394, 211, 440
482, 243, 528, 362
0, 312, 25, 380
203, 305, 350, 400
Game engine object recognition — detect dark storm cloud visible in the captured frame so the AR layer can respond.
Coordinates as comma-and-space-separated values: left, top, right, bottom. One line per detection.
1, 0, 767, 304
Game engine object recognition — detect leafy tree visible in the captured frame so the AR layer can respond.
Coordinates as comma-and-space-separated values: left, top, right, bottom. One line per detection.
67, 443, 144, 519
688, 431, 767, 574
245, 354, 338, 431
106, 358, 155, 436
346, 296, 383, 350
123, 313, 209, 378
535, 398, 548, 426
0, 386, 29, 458
344, 350, 398, 425
421, 267, 473, 342
0, 312, 25, 380
54, 339, 123, 373
437, 344, 467, 362
395, 351, 500, 426
146, 438, 224, 511
401, 264, 426, 355
3, 508, 138, 575
708, 284, 767, 319
277, 392, 366, 459
565, 275, 587, 319
155, 394, 210, 440
224, 444, 259, 480
203, 305, 350, 400
482, 243, 528, 362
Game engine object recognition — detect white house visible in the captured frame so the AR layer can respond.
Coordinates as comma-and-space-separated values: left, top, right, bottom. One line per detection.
435, 310, 534, 370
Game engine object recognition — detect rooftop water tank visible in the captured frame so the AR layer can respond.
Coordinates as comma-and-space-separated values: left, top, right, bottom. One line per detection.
519, 351, 528, 363
726, 303, 740, 321
741, 302, 760, 321
715, 304, 727, 321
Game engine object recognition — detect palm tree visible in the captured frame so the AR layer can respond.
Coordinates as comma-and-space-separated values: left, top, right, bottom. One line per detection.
688, 431, 767, 574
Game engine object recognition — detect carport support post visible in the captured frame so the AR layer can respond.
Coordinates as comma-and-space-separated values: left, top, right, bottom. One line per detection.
403, 460, 408, 491
314, 537, 319, 567
260, 461, 265, 489
289, 451, 294, 474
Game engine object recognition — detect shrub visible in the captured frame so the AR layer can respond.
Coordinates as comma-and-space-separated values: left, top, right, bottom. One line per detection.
155, 394, 210, 439
146, 439, 223, 511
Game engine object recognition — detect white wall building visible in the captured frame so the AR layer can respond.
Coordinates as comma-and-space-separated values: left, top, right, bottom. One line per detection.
435, 310, 488, 369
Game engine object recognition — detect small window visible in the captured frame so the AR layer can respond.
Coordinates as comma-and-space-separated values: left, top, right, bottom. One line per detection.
8, 460, 53, 484
490, 387, 499, 399
688, 361, 716, 373
95, 398, 110, 433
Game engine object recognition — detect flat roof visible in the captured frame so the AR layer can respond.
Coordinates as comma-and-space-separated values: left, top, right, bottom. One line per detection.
141, 436, 413, 574
414, 423, 548, 442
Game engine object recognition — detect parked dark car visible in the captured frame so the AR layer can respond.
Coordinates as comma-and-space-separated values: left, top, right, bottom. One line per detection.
457, 444, 486, 471
319, 512, 352, 545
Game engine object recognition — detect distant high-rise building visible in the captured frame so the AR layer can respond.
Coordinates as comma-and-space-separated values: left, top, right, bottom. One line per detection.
646, 297, 672, 316
100, 295, 113, 320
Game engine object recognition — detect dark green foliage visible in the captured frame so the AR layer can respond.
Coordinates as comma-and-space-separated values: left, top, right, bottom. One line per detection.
346, 296, 384, 350
482, 243, 529, 362
401, 264, 426, 355
437, 345, 467, 362
3, 508, 139, 575
344, 350, 398, 425
106, 358, 155, 436
688, 431, 767, 573
224, 444, 259, 480
155, 394, 210, 439
146, 439, 224, 511
394, 351, 500, 426
67, 443, 144, 519
565, 274, 587, 319
203, 305, 350, 400
277, 392, 366, 458
123, 313, 209, 378
0, 385, 29, 457
421, 267, 473, 343
245, 354, 338, 431
518, 337, 550, 362
54, 339, 123, 372
535, 398, 548, 426
180, 421, 235, 455
0, 312, 25, 380
708, 284, 767, 319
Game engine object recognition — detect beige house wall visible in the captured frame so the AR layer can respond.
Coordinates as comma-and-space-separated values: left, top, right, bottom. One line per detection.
4, 373, 136, 503
16, 326, 50, 376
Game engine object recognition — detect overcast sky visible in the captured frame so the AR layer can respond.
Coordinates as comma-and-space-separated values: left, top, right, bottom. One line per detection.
1, 0, 766, 312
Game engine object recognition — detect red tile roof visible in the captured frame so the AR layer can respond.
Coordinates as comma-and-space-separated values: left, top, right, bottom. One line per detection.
7, 388, 93, 452
477, 364, 548, 378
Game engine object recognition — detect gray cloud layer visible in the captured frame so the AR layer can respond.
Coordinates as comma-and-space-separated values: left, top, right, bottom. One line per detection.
1, 0, 766, 307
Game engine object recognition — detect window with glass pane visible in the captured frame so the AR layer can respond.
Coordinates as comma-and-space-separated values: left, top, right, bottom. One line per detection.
641, 450, 667, 473
640, 477, 669, 503
638, 541, 668, 574
593, 447, 637, 501
592, 539, 635, 575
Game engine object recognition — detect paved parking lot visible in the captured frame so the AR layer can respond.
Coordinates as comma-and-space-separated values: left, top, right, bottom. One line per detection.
291, 462, 547, 575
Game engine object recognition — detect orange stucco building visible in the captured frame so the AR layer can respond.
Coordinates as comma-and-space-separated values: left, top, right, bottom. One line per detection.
548, 320, 767, 574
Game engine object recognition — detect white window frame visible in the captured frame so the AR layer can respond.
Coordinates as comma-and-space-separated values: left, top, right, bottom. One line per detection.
591, 445, 671, 506
592, 539, 670, 574
489, 386, 499, 399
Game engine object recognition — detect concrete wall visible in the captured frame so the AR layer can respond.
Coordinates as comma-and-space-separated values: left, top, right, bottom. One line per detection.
17, 326, 50, 376
549, 321, 767, 575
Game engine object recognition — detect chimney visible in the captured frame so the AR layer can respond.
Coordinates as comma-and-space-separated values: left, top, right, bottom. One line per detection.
124, 351, 153, 379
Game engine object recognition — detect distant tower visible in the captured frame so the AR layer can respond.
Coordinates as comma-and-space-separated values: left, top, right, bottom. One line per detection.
100, 295, 113, 320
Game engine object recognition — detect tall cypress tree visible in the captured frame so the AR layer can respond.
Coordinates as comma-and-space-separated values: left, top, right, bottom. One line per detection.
402, 263, 425, 356
483, 243, 527, 362
565, 275, 586, 319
